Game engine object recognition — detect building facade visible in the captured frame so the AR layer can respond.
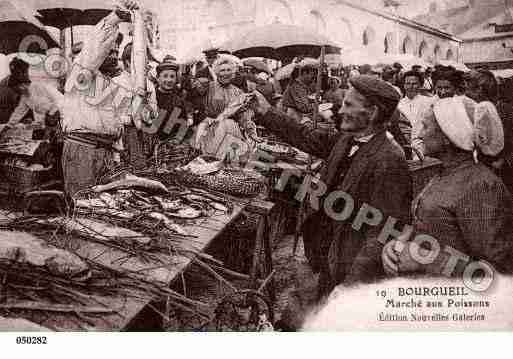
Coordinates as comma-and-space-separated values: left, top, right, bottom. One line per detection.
414, 0, 513, 69
154, 0, 461, 64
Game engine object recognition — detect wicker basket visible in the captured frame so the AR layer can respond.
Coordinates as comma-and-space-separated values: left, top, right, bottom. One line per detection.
0, 162, 55, 193
176, 168, 265, 198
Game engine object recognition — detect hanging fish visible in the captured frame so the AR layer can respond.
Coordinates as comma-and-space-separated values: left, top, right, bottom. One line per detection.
130, 8, 151, 129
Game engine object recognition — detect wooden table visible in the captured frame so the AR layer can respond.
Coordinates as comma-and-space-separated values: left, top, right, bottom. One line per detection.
0, 202, 249, 331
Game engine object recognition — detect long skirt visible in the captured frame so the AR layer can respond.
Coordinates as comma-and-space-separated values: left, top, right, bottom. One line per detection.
194, 118, 250, 160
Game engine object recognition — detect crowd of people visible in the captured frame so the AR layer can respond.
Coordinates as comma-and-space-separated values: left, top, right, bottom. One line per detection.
1, 0, 513, 324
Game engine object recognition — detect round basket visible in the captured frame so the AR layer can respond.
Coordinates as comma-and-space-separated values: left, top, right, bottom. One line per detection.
207, 289, 273, 331
258, 140, 297, 160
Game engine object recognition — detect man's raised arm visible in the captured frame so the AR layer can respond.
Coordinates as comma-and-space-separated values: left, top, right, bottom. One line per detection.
251, 91, 339, 160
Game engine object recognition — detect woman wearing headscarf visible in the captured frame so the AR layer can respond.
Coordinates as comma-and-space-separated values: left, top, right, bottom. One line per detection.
382, 96, 513, 277
193, 56, 258, 159
465, 70, 512, 189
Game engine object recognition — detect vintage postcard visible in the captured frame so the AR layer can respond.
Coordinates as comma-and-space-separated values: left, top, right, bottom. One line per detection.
0, 0, 512, 341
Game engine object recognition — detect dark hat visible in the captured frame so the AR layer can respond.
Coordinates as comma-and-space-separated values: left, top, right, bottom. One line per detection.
203, 47, 219, 57
156, 57, 179, 75
349, 75, 401, 120
163, 55, 176, 62
432, 67, 464, 87
392, 62, 403, 70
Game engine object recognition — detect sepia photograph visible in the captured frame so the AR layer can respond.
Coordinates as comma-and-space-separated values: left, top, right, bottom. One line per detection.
0, 0, 512, 350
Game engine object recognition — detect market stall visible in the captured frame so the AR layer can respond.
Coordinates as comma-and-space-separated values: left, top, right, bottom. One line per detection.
0, 161, 276, 331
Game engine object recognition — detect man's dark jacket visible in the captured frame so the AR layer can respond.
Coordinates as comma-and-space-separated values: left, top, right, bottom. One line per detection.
257, 108, 412, 294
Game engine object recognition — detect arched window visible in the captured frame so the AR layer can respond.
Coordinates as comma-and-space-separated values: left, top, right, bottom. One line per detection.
446, 48, 454, 60
402, 36, 414, 54
384, 32, 394, 53
418, 40, 428, 58
362, 26, 375, 46
433, 44, 441, 61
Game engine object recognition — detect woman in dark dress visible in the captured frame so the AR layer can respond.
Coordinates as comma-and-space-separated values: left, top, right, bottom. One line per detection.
382, 96, 513, 278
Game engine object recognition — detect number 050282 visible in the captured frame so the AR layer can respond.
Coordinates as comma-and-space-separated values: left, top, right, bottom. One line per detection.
16, 336, 47, 344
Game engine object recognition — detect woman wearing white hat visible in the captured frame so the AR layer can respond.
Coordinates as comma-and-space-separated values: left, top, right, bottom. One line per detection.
382, 95, 513, 277
193, 56, 258, 160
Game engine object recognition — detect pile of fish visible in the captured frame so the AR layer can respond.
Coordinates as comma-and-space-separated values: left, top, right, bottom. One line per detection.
74, 174, 231, 237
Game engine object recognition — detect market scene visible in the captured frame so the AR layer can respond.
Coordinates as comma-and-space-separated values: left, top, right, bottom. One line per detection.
1, 0, 513, 332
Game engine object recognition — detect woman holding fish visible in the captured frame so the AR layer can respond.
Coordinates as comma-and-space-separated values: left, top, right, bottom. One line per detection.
192, 56, 259, 161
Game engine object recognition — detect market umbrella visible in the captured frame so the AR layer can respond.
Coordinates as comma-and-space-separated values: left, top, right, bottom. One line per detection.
31, 0, 113, 29
220, 23, 340, 61
0, 1, 59, 54
30, 0, 113, 48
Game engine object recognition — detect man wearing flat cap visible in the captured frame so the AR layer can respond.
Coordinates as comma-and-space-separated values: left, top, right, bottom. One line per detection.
252, 75, 412, 297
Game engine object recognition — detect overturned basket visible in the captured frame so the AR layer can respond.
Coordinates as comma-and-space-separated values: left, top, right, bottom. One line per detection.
175, 168, 266, 198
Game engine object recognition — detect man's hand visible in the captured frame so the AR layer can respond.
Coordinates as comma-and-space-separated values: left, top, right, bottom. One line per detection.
115, 0, 139, 22
250, 90, 271, 116
397, 241, 423, 273
492, 157, 505, 170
